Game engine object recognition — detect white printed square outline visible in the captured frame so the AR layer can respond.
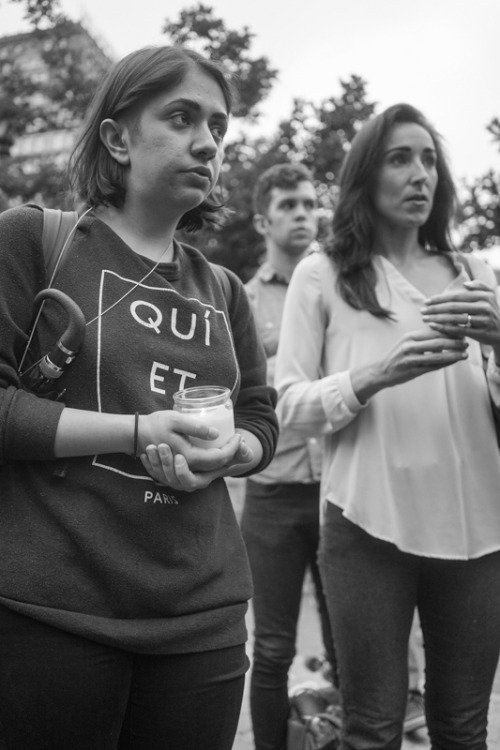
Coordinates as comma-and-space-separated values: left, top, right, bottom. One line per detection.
90, 269, 239, 480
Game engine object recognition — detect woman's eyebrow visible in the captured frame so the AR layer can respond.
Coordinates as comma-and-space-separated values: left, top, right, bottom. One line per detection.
162, 98, 229, 120
384, 145, 436, 156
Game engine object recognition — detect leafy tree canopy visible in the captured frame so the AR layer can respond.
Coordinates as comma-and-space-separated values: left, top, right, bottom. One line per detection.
163, 3, 278, 120
459, 118, 500, 251
0, 1, 111, 206
488, 117, 500, 144
2, 0, 61, 27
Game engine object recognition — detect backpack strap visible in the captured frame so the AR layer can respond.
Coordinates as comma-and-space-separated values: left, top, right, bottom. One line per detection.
42, 207, 79, 284
18, 207, 79, 375
209, 261, 233, 308
456, 250, 472, 279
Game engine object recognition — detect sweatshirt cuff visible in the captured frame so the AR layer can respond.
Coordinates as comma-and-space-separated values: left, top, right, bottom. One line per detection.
6, 390, 65, 460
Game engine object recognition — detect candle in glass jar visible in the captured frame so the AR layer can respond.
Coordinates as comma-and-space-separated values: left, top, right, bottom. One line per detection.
172, 386, 235, 448
190, 403, 235, 447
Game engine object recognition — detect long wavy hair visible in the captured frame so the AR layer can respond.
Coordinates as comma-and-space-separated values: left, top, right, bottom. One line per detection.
326, 103, 457, 317
68, 46, 233, 232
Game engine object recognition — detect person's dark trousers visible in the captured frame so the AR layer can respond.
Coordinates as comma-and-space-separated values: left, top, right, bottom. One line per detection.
0, 604, 246, 750
319, 501, 500, 750
241, 479, 337, 750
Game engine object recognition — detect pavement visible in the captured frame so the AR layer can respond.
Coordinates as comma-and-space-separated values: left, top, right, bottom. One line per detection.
227, 478, 500, 750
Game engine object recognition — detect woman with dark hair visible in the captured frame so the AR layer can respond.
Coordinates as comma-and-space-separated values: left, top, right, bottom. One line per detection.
0, 45, 277, 749
275, 103, 500, 748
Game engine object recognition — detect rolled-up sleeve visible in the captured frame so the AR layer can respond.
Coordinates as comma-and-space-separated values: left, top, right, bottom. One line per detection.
275, 254, 364, 437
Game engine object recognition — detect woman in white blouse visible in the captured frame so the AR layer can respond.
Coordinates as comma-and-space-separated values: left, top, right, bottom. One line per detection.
275, 103, 500, 750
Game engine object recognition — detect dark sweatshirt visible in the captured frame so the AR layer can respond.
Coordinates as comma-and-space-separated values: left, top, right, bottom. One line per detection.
0, 206, 278, 653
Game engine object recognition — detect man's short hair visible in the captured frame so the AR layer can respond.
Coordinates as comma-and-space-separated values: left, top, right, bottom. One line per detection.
252, 162, 314, 216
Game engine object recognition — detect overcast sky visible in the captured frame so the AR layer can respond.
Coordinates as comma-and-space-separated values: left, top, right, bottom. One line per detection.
2, 0, 499, 183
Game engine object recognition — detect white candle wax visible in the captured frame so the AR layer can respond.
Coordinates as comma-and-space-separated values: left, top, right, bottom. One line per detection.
190, 403, 235, 448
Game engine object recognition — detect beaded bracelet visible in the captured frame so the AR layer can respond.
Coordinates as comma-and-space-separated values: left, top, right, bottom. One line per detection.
133, 412, 140, 458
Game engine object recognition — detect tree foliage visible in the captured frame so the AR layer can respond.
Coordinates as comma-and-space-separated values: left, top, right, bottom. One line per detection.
0, 155, 69, 206
488, 117, 500, 144
459, 118, 500, 250
2, 0, 61, 27
163, 3, 278, 120
459, 170, 500, 250
1, 21, 109, 137
0, 3, 111, 207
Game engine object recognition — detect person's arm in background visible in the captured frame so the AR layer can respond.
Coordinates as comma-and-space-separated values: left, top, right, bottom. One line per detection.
219, 268, 278, 475
245, 274, 278, 388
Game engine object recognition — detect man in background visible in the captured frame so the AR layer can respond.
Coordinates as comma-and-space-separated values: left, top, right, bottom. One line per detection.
241, 163, 337, 750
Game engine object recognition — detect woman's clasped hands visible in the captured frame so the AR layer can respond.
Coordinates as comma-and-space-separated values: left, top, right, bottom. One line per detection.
136, 409, 255, 491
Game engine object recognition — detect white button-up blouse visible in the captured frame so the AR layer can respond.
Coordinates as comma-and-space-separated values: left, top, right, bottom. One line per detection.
275, 251, 500, 559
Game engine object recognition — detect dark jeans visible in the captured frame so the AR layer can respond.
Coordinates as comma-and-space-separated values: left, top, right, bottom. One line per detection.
0, 604, 246, 750
319, 502, 500, 750
241, 480, 336, 750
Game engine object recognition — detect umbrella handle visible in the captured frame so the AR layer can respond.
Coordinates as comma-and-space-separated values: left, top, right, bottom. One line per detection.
29, 289, 86, 380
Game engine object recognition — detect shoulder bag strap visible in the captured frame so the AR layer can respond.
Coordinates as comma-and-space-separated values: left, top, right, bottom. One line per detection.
18, 208, 79, 375
42, 208, 79, 284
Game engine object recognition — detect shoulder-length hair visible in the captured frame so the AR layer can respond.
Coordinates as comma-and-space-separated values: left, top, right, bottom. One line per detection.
326, 103, 457, 317
68, 45, 233, 232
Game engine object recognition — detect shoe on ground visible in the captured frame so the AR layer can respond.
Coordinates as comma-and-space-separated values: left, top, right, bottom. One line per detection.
404, 690, 426, 734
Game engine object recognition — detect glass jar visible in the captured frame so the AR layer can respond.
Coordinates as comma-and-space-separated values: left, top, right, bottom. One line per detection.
172, 385, 235, 448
